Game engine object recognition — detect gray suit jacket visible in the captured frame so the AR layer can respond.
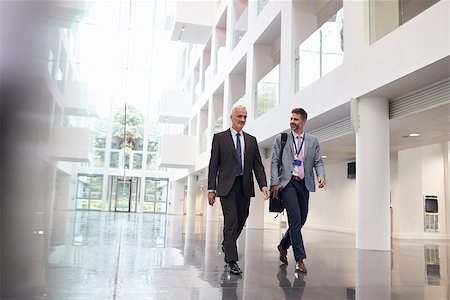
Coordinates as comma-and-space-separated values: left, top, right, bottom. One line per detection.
208, 129, 267, 197
270, 131, 325, 192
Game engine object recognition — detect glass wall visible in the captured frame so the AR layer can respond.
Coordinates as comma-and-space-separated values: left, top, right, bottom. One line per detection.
369, 0, 440, 43
232, 8, 248, 49
143, 178, 169, 213
255, 64, 279, 118
295, 8, 343, 92
257, 0, 269, 16
76, 174, 104, 210
71, 2, 170, 212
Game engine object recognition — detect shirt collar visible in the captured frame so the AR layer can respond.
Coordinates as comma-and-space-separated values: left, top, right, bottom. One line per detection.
291, 130, 304, 139
230, 127, 242, 136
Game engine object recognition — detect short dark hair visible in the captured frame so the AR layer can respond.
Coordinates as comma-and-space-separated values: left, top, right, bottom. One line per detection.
292, 108, 307, 120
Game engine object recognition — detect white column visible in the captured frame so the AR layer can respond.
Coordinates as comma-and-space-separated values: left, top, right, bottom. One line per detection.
356, 250, 391, 300
445, 142, 450, 239
185, 174, 197, 232
355, 96, 391, 250
243, 229, 264, 300
206, 197, 220, 222
246, 185, 265, 229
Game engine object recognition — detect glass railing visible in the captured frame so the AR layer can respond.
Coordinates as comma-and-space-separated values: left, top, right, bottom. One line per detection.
213, 116, 223, 133
255, 65, 279, 118
232, 8, 248, 49
199, 128, 208, 153
369, 0, 440, 43
193, 81, 201, 104
204, 65, 211, 90
216, 47, 227, 74
295, 8, 343, 92
257, 0, 269, 15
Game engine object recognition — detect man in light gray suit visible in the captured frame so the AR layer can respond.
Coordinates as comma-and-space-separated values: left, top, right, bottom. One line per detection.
270, 108, 325, 273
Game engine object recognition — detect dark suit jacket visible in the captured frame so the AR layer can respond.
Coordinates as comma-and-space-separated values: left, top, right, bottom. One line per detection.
208, 129, 267, 198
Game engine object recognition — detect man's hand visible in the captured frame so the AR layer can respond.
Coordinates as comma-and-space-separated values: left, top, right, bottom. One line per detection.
270, 184, 282, 199
261, 187, 270, 200
318, 177, 325, 188
207, 191, 216, 206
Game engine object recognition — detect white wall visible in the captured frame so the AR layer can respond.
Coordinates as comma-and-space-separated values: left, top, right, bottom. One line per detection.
306, 160, 356, 233
168, 180, 185, 215
395, 143, 447, 239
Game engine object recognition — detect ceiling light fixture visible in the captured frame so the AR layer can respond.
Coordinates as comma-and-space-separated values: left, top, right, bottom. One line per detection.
408, 133, 420, 137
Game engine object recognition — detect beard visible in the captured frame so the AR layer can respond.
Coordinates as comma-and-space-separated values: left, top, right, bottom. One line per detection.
290, 123, 298, 131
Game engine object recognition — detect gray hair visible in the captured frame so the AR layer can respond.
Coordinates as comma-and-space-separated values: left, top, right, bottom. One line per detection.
231, 105, 247, 116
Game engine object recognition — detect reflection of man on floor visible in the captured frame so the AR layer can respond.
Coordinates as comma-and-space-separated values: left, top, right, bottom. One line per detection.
220, 271, 239, 300
277, 265, 306, 298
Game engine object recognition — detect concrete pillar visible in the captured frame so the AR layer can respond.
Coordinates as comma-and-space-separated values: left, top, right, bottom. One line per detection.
246, 184, 265, 229
243, 229, 264, 300
355, 96, 391, 250
356, 250, 391, 300
185, 174, 197, 233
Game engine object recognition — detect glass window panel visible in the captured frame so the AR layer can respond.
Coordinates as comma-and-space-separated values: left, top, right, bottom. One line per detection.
146, 153, 156, 170
93, 118, 107, 148
77, 199, 88, 210
255, 65, 279, 118
148, 141, 158, 152
77, 176, 89, 198
94, 150, 105, 168
144, 178, 168, 213
90, 176, 103, 198
89, 199, 102, 210
144, 202, 155, 212
133, 153, 143, 169
155, 203, 165, 213
124, 152, 131, 169
110, 152, 119, 168
297, 8, 343, 91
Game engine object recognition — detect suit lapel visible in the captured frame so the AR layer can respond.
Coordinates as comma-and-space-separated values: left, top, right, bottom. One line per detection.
225, 129, 237, 160
303, 133, 308, 158
288, 132, 295, 157
243, 132, 249, 163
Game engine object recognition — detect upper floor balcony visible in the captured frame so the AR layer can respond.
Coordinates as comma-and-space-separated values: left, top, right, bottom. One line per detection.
157, 91, 191, 125
170, 1, 217, 44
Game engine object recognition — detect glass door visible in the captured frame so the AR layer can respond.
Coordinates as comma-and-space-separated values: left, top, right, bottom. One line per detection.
110, 176, 139, 212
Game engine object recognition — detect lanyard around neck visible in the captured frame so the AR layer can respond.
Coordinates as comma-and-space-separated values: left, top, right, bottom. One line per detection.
292, 133, 304, 156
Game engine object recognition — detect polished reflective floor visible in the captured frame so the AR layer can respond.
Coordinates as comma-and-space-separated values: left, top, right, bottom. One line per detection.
44, 211, 449, 299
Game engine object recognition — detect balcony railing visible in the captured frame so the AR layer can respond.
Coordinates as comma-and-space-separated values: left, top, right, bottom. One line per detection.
257, 0, 269, 15
193, 81, 201, 104
255, 65, 279, 118
295, 8, 343, 92
213, 116, 223, 133
199, 128, 208, 153
369, 0, 440, 43
216, 47, 228, 74
232, 8, 248, 49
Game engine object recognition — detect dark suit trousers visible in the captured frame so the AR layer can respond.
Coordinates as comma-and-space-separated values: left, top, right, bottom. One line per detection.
220, 176, 250, 262
280, 179, 310, 262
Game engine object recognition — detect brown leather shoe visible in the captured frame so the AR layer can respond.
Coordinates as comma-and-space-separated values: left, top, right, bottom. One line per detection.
277, 245, 288, 265
295, 260, 307, 273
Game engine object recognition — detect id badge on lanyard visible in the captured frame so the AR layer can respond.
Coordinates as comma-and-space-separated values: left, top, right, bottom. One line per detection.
292, 133, 304, 167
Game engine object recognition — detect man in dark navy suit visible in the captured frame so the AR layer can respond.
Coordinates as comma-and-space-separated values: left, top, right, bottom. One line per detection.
208, 105, 270, 275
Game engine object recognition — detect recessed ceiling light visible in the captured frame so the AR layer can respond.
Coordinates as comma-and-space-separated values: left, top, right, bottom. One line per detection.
408, 133, 420, 137
321, 155, 327, 159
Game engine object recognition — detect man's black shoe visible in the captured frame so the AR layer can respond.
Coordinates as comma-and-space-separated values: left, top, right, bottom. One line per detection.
228, 262, 242, 275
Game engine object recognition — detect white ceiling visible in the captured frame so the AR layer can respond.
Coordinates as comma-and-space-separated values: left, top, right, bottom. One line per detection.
318, 102, 450, 165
